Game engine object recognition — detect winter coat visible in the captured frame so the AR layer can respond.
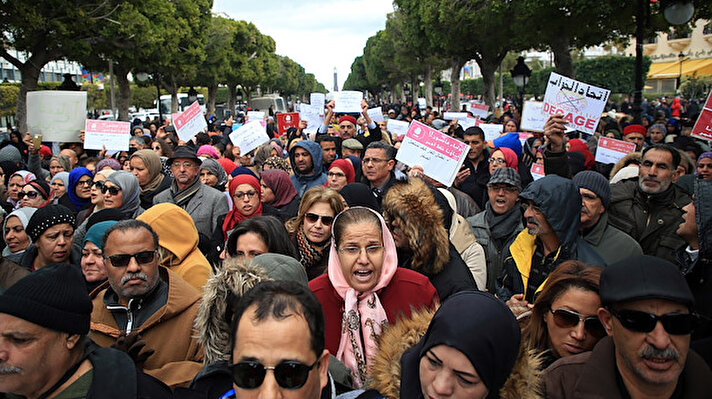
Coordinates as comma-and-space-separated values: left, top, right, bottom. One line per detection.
543, 337, 712, 399
0, 255, 29, 293
140, 174, 172, 210
458, 156, 490, 210
289, 140, 327, 196
607, 178, 691, 263
153, 182, 229, 242
89, 266, 204, 388
137, 203, 212, 291
309, 268, 438, 356
582, 212, 643, 265
366, 307, 543, 399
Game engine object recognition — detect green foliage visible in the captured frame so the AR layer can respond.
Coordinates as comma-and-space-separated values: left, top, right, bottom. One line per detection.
82, 84, 106, 110
680, 74, 712, 100
0, 85, 19, 116
573, 56, 651, 94
130, 85, 156, 109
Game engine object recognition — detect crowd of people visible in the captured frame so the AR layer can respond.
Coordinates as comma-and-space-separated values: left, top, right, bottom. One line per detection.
0, 93, 711, 399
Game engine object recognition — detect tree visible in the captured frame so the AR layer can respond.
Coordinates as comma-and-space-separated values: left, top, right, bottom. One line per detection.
196, 16, 238, 117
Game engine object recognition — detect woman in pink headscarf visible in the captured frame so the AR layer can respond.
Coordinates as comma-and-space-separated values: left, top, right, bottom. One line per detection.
309, 207, 438, 387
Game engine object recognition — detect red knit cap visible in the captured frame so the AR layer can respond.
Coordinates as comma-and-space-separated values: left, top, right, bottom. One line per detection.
338, 115, 357, 126
623, 124, 646, 136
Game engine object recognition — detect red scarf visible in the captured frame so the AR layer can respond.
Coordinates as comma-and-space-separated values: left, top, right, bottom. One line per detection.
222, 175, 262, 240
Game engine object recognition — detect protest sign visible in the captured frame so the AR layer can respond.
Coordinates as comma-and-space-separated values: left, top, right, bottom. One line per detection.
595, 136, 636, 165
530, 163, 545, 181
367, 107, 385, 122
458, 117, 480, 130
691, 90, 712, 141
229, 120, 270, 156
247, 111, 265, 122
27, 91, 86, 142
396, 121, 469, 187
333, 91, 363, 113
299, 105, 323, 135
310, 93, 325, 114
386, 119, 410, 138
520, 101, 547, 132
276, 112, 300, 135
479, 124, 503, 142
173, 101, 207, 142
468, 102, 489, 119
83, 120, 130, 151
443, 112, 468, 120
542, 72, 610, 135
518, 132, 533, 147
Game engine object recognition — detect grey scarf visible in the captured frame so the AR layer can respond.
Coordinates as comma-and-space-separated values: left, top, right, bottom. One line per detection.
171, 175, 201, 207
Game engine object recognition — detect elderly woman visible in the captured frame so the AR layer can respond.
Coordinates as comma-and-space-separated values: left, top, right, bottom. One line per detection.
48, 155, 71, 176
696, 152, 712, 180
81, 220, 117, 293
219, 175, 263, 241
260, 169, 299, 222
325, 158, 355, 191
521, 261, 605, 369
130, 149, 171, 209
286, 186, 345, 280
7, 171, 35, 210
57, 167, 93, 214
309, 207, 438, 387
19, 205, 78, 270
200, 158, 229, 194
50, 171, 69, 200
2, 207, 36, 263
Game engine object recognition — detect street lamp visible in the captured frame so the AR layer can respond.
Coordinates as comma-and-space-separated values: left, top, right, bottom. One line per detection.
677, 51, 686, 94
511, 56, 531, 113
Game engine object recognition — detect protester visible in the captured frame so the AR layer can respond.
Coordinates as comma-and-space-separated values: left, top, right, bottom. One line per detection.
101, 170, 143, 219
18, 179, 51, 208
286, 186, 345, 280
338, 182, 381, 212
648, 123, 667, 145
489, 147, 519, 174
696, 151, 712, 180
622, 124, 646, 152
50, 171, 69, 200
89, 220, 203, 388
199, 157, 229, 193
326, 158, 355, 191
81, 220, 116, 293
20, 204, 78, 270
260, 168, 300, 222
543, 255, 712, 397
289, 140, 327, 196
2, 207, 36, 263
342, 138, 363, 158
130, 149, 172, 209
220, 174, 263, 241
362, 142, 398, 206
309, 207, 437, 387
7, 170, 35, 210
454, 127, 490, 209
320, 99, 383, 147
57, 167, 92, 214
224, 216, 297, 260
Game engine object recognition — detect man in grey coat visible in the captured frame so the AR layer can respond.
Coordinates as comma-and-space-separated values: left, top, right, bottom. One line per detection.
153, 146, 228, 240
573, 171, 642, 265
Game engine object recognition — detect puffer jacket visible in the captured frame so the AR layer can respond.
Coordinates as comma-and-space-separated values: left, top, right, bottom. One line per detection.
289, 140, 327, 196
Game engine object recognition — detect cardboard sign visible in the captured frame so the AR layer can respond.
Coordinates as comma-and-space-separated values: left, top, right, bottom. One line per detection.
27, 91, 86, 142
333, 91, 363, 113
479, 124, 503, 142
229, 120, 270, 156
542, 72, 610, 135
276, 112, 300, 135
520, 101, 547, 132
83, 120, 130, 151
458, 117, 480, 130
443, 112, 468, 120
469, 102, 489, 119
247, 111, 265, 122
530, 163, 545, 181
173, 101, 207, 142
692, 90, 712, 141
310, 93, 325, 115
386, 119, 410, 137
366, 107, 385, 122
299, 105, 324, 135
595, 136, 637, 165
396, 121, 469, 187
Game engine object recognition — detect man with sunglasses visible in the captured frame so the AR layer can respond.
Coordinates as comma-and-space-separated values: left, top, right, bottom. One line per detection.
227, 280, 330, 399
89, 220, 204, 388
543, 255, 712, 398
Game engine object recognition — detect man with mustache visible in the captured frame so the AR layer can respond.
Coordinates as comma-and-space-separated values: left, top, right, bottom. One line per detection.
89, 219, 204, 388
607, 144, 691, 263
543, 255, 712, 398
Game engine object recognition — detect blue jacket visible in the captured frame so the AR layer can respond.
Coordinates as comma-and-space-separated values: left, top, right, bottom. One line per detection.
289, 140, 327, 196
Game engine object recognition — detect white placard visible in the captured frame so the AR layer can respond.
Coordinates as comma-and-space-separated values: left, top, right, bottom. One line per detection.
366, 107, 385, 122
479, 124, 503, 142
173, 101, 207, 142
520, 101, 547, 132
229, 120, 270, 156
333, 91, 363, 113
542, 72, 610, 135
310, 93, 325, 115
386, 119, 410, 137
247, 111, 265, 122
443, 112, 468, 120
468, 102, 490, 119
531, 163, 545, 181
83, 120, 130, 151
458, 117, 480, 130
299, 104, 324, 135
595, 136, 637, 165
27, 91, 86, 142
396, 121, 469, 187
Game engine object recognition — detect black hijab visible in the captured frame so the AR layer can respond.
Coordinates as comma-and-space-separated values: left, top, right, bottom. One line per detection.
400, 291, 521, 399
339, 183, 380, 213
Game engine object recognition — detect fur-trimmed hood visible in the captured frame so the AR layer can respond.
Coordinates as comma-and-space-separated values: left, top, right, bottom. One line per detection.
193, 258, 267, 365
368, 307, 543, 399
382, 178, 450, 275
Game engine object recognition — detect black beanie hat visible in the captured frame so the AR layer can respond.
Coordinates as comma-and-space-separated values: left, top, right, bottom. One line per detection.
573, 170, 611, 209
26, 204, 75, 242
0, 263, 91, 335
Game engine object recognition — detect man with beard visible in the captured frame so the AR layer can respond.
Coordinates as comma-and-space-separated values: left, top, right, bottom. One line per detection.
89, 220, 203, 388
289, 141, 327, 196
607, 144, 691, 263
454, 127, 490, 209
543, 255, 712, 398
319, 99, 382, 147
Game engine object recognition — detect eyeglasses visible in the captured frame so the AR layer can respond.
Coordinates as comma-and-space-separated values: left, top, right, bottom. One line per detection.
18, 191, 40, 199
338, 244, 384, 257
362, 157, 386, 165
231, 360, 318, 390
76, 179, 93, 187
610, 309, 698, 335
488, 158, 507, 165
234, 190, 258, 200
304, 213, 334, 226
100, 185, 121, 196
488, 184, 518, 193
92, 181, 105, 189
105, 250, 157, 267
171, 161, 196, 169
550, 308, 606, 339
327, 172, 346, 179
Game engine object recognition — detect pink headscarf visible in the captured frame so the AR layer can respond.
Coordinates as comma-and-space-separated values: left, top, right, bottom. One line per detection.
327, 207, 398, 387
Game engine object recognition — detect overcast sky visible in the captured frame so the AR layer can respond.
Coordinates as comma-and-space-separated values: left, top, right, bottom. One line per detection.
212, 0, 394, 92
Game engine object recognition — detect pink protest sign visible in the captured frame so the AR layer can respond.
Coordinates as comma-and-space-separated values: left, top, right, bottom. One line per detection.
530, 163, 545, 181
83, 119, 130, 151
692, 91, 712, 141
396, 121, 469, 186
595, 136, 637, 165
173, 101, 207, 142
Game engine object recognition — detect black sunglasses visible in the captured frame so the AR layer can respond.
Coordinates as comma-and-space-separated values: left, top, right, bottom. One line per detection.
18, 191, 40, 199
610, 309, 698, 335
100, 185, 121, 196
92, 181, 105, 189
231, 360, 318, 390
304, 213, 334, 226
105, 250, 157, 267
550, 308, 606, 339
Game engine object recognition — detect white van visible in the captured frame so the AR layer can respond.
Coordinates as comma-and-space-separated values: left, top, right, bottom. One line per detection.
155, 93, 206, 115
248, 95, 287, 114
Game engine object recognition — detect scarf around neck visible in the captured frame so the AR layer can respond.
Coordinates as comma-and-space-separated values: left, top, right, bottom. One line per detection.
485, 201, 522, 242
171, 175, 201, 207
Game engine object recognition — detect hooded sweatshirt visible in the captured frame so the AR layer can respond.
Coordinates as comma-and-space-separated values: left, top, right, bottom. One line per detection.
289, 140, 327, 196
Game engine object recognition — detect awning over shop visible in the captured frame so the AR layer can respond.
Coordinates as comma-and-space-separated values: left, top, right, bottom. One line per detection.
648, 58, 712, 79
